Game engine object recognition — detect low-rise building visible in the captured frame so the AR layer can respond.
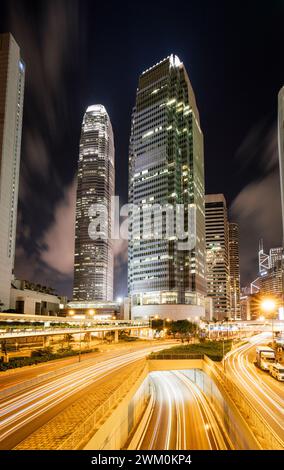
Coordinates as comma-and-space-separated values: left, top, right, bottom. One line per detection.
9, 279, 61, 315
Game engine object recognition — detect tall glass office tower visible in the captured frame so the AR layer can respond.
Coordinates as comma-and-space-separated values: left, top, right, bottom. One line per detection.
128, 55, 206, 320
205, 194, 230, 320
73, 105, 114, 302
228, 222, 240, 320
0, 33, 25, 309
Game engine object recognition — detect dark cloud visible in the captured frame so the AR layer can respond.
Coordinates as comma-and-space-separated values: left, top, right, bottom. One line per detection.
230, 121, 282, 287
40, 178, 77, 276
8, 0, 84, 297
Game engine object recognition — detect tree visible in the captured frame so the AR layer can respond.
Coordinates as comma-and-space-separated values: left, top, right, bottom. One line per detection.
168, 320, 198, 340
151, 319, 164, 331
64, 334, 74, 349
105, 331, 114, 343
0, 300, 4, 313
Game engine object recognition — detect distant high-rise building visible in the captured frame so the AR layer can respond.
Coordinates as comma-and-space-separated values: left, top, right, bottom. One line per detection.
0, 33, 25, 310
228, 222, 240, 319
258, 238, 270, 275
269, 247, 283, 269
73, 105, 114, 302
278, 86, 284, 243
205, 194, 230, 320
251, 242, 283, 299
128, 55, 206, 320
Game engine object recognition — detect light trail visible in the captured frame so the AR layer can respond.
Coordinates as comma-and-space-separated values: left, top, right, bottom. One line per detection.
138, 371, 230, 450
0, 344, 169, 447
225, 333, 284, 446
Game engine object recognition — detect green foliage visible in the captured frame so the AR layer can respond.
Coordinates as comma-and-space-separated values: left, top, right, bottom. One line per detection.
0, 347, 100, 371
118, 330, 139, 342
152, 340, 232, 361
168, 320, 198, 337
151, 319, 164, 331
31, 346, 54, 357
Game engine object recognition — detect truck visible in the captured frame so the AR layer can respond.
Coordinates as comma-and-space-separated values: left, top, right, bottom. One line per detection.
255, 346, 275, 371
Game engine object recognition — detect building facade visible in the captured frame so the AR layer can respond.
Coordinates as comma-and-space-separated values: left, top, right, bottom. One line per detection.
228, 222, 241, 319
128, 55, 206, 320
73, 105, 114, 302
10, 279, 61, 316
250, 243, 283, 299
205, 194, 230, 320
0, 33, 25, 309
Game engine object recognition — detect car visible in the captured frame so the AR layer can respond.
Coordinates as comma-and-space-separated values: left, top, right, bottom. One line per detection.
269, 363, 284, 382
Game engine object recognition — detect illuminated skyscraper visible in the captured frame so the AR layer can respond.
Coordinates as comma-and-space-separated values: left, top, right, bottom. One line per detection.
228, 222, 240, 320
73, 105, 114, 301
0, 33, 25, 309
205, 194, 230, 320
128, 55, 206, 320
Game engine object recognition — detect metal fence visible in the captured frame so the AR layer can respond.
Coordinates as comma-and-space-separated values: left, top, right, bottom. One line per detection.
148, 353, 204, 360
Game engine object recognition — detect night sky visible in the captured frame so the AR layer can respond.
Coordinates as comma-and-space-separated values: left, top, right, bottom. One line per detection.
0, 0, 283, 299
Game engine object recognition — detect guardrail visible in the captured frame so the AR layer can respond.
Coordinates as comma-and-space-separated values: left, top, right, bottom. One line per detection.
203, 356, 284, 450
0, 324, 149, 339
57, 362, 148, 450
148, 353, 204, 360
0, 358, 96, 399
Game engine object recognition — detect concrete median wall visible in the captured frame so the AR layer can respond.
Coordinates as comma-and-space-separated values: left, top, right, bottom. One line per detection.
83, 364, 150, 450
182, 367, 260, 450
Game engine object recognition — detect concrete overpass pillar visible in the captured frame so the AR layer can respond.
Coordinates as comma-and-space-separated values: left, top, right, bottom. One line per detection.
114, 330, 119, 343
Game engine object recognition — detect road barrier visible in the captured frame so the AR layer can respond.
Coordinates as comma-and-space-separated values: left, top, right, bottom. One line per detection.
0, 358, 98, 399
203, 356, 284, 450
148, 353, 204, 360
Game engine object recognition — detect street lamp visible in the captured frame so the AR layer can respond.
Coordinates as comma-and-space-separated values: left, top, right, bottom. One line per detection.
260, 297, 277, 348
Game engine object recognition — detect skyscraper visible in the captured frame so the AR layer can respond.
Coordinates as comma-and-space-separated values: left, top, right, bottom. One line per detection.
0, 33, 25, 310
228, 222, 240, 320
128, 55, 206, 320
73, 105, 114, 302
205, 194, 230, 320
278, 86, 284, 242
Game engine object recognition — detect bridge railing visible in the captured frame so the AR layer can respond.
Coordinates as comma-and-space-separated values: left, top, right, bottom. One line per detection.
148, 353, 204, 360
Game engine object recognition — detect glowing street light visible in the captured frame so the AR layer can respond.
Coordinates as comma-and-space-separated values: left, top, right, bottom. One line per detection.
261, 298, 276, 314
260, 297, 277, 347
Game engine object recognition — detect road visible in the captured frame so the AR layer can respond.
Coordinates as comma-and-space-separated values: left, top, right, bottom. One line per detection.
225, 333, 284, 446
137, 371, 231, 450
0, 341, 161, 390
0, 341, 173, 449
